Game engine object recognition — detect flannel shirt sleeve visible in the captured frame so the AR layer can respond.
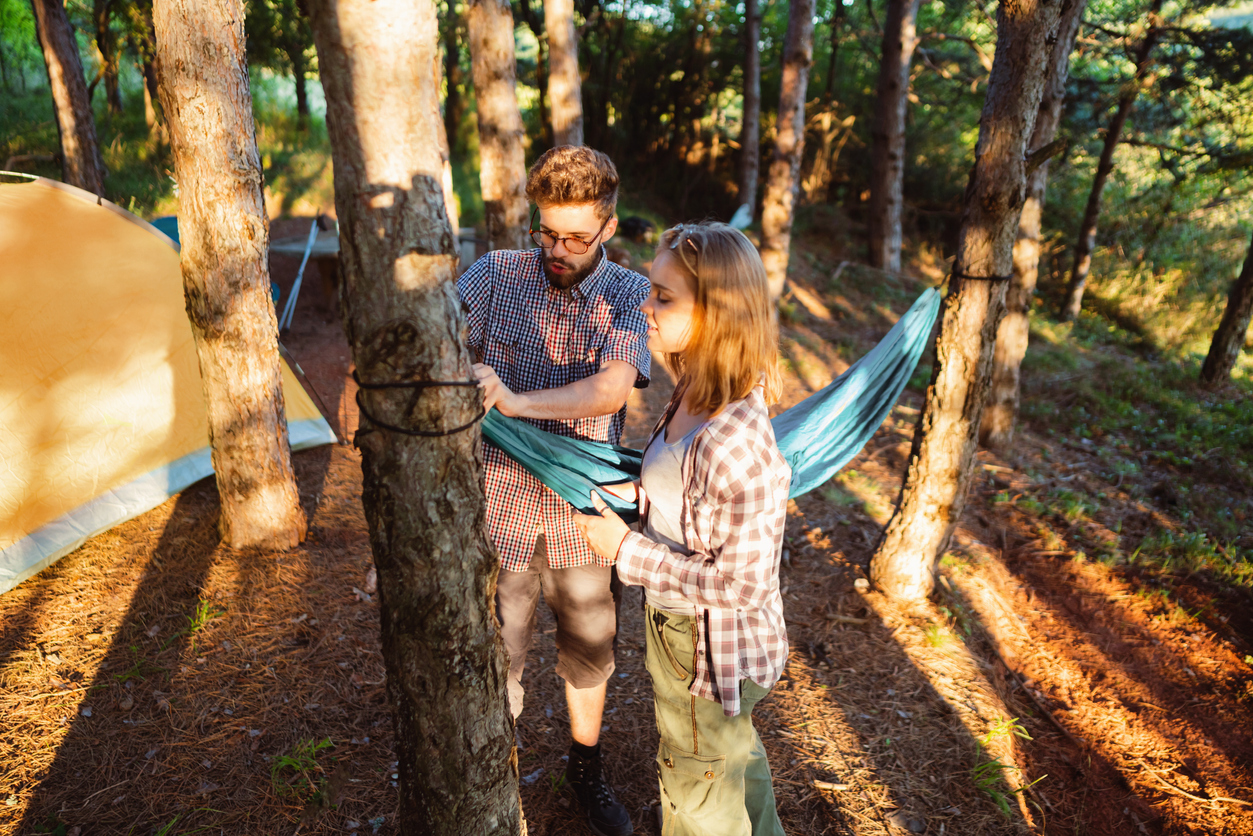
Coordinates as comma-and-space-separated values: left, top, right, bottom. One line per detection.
602, 272, 651, 386
616, 436, 783, 611
456, 252, 495, 352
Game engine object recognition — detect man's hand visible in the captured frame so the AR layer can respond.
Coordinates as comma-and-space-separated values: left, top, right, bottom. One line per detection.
572, 492, 631, 562
474, 363, 525, 416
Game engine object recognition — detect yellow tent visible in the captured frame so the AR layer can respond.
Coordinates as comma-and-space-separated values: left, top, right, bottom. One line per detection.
0, 176, 336, 594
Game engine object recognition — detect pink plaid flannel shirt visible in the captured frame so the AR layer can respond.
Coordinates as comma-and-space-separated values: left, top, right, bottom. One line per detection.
615, 386, 792, 717
458, 247, 651, 572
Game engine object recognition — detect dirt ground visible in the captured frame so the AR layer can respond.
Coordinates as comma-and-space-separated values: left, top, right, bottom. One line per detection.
2, 221, 1251, 836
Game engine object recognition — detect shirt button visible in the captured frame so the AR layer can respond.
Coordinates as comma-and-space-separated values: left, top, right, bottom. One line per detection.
705, 771, 715, 780
664, 758, 674, 768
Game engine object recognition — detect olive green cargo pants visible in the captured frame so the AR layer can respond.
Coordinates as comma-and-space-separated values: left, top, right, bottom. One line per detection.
644, 605, 786, 836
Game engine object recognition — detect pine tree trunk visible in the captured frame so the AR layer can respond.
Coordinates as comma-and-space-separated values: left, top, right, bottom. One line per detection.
291, 47, 309, 129
544, 0, 582, 146
1200, 228, 1253, 386
444, 1, 466, 155
434, 39, 460, 236
867, 0, 923, 274
823, 0, 844, 101
981, 0, 1087, 449
759, 0, 816, 300
306, 0, 524, 831
738, 0, 761, 218
153, 0, 308, 550
31, 0, 106, 194
1060, 0, 1163, 321
870, 0, 1065, 601
468, 0, 529, 250
94, 0, 123, 116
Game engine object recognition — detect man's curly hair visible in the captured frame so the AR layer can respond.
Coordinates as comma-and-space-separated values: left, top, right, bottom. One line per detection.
525, 146, 619, 221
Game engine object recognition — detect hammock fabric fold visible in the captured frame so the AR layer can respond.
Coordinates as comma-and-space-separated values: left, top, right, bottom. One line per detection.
480, 288, 943, 523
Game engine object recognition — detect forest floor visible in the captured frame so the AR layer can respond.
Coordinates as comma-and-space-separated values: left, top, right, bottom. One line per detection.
2, 217, 1251, 836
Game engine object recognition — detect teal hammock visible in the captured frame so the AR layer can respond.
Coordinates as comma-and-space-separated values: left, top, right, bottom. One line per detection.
481, 288, 943, 523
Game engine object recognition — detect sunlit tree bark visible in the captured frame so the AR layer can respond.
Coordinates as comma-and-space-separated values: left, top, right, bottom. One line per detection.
871, 0, 1066, 601
737, 0, 761, 219
306, 0, 523, 830
31, 0, 105, 193
1060, 0, 1164, 321
545, 0, 583, 146
981, 0, 1087, 449
759, 0, 815, 300
867, 0, 923, 274
1200, 228, 1253, 386
153, 0, 308, 550
467, 0, 529, 249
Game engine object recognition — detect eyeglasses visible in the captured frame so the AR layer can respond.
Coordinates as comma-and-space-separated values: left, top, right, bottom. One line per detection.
529, 208, 611, 255
668, 223, 701, 276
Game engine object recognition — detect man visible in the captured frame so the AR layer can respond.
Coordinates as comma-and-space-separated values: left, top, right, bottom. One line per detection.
458, 146, 649, 836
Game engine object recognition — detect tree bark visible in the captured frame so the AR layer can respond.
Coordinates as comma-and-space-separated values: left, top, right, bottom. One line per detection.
738, 0, 761, 218
153, 0, 308, 550
290, 45, 310, 127
93, 0, 123, 115
867, 0, 923, 274
544, 0, 583, 146
434, 37, 460, 237
443, 0, 466, 155
823, 0, 844, 101
1060, 0, 1164, 321
305, 0, 523, 832
980, 0, 1087, 449
870, 0, 1065, 601
31, 0, 106, 194
759, 0, 816, 300
1200, 227, 1253, 385
468, 0, 529, 250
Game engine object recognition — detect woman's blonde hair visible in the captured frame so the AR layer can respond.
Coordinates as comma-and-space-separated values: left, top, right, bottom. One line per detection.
658, 221, 781, 415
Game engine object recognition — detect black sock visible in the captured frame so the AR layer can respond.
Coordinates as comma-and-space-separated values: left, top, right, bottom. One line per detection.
570, 740, 600, 761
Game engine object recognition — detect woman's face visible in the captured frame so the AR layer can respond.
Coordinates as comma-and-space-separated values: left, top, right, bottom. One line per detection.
640, 249, 697, 355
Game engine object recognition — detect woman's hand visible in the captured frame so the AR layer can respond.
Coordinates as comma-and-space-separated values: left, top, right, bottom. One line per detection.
572, 492, 631, 562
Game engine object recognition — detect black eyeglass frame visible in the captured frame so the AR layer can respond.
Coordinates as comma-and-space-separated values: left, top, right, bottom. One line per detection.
529, 208, 612, 255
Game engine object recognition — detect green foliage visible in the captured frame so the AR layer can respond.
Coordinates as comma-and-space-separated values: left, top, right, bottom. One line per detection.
270, 737, 334, 802
1132, 528, 1253, 588
972, 719, 1042, 818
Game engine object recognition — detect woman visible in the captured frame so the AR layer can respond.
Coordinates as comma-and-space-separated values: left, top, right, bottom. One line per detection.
573, 222, 790, 836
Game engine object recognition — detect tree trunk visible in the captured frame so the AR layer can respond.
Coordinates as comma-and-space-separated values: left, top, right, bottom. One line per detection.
467, 0, 529, 250
759, 0, 815, 300
867, 0, 923, 274
31, 0, 106, 194
434, 38, 460, 237
153, 0, 308, 550
305, 0, 523, 832
737, 0, 761, 218
544, 0, 583, 146
870, 0, 1065, 601
823, 0, 844, 101
1200, 228, 1253, 385
980, 0, 1087, 449
290, 46, 309, 129
443, 0, 466, 155
93, 0, 123, 115
1060, 0, 1163, 321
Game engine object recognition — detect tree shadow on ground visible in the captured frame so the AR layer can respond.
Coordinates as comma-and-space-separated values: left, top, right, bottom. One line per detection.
17, 480, 223, 834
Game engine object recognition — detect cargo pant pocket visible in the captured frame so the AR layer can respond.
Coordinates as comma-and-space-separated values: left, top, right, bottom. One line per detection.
656, 741, 726, 826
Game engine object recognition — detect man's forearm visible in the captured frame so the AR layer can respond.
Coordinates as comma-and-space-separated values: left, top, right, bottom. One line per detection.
510, 361, 637, 421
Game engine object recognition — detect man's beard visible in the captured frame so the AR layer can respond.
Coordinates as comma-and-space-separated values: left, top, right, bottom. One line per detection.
543, 249, 602, 290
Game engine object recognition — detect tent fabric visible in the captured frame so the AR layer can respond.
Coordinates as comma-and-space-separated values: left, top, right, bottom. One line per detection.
0, 178, 336, 596
482, 287, 943, 520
